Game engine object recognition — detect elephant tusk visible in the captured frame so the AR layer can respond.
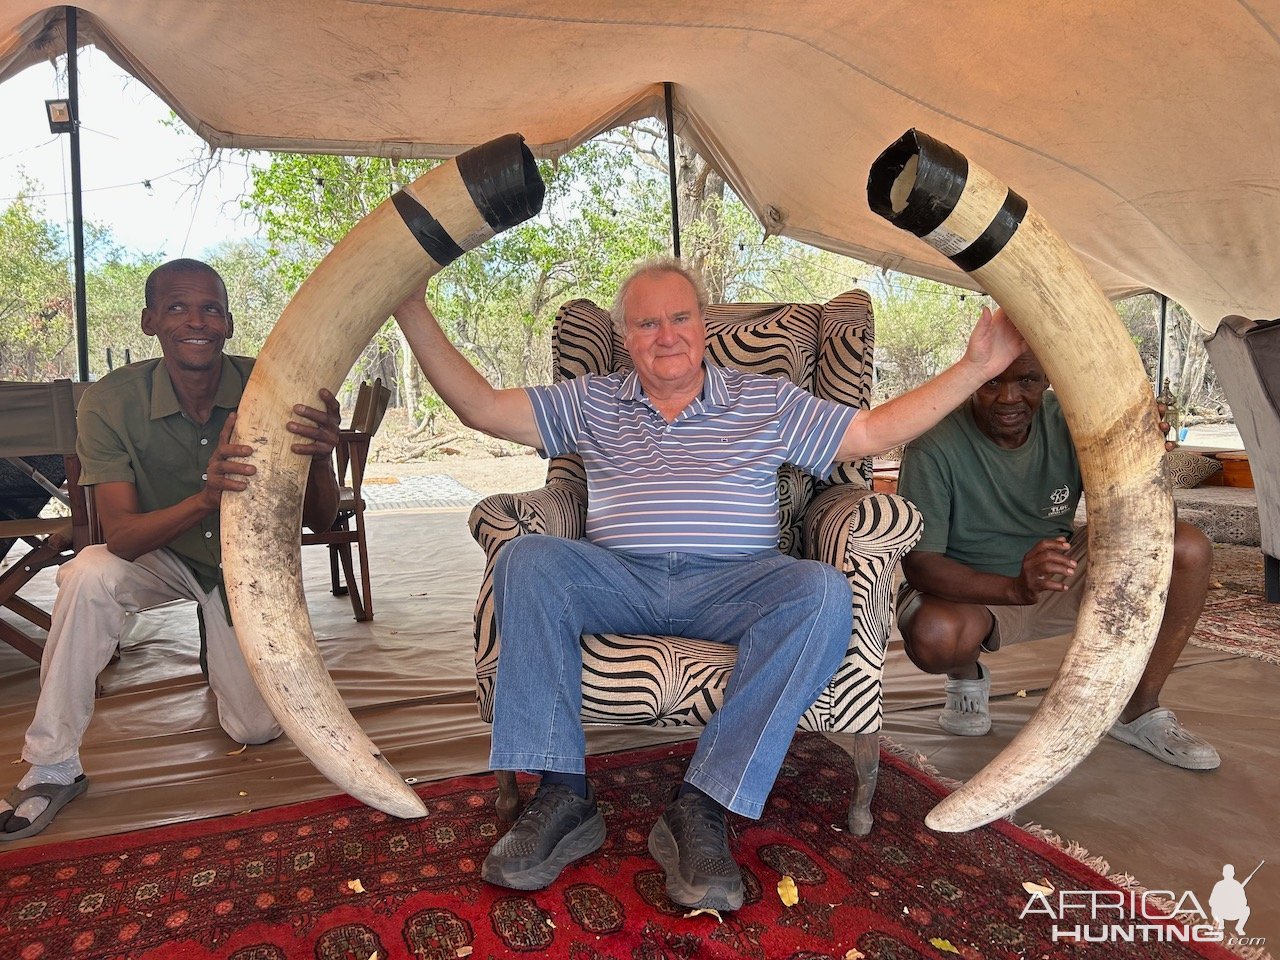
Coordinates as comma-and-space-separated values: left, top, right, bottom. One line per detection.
221, 134, 544, 818
867, 129, 1174, 832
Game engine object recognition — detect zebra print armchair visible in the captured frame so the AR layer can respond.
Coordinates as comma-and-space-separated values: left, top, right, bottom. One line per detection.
467, 291, 923, 833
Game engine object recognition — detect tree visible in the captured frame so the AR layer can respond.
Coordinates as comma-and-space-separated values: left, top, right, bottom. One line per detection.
1115, 293, 1225, 421
871, 276, 985, 403
0, 187, 73, 379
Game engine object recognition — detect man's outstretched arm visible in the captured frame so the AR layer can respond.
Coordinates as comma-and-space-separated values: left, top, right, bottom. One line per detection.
393, 286, 542, 449
836, 306, 1026, 460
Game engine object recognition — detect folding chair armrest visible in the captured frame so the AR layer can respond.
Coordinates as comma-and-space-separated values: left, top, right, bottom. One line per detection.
467, 477, 587, 560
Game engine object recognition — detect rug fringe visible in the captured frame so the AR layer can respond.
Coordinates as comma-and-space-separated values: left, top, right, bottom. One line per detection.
876, 736, 964, 791
880, 736, 1273, 960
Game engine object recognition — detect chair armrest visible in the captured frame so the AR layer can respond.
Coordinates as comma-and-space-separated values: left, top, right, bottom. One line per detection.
467, 475, 587, 561
469, 466, 588, 719
798, 484, 924, 733
802, 484, 924, 572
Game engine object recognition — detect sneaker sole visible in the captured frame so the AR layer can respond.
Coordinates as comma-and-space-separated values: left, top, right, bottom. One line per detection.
647, 816, 744, 911
481, 810, 606, 890
1107, 729, 1221, 770
938, 712, 991, 736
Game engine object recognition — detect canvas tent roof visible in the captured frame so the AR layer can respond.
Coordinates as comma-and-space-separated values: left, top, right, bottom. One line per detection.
2, 1, 1278, 330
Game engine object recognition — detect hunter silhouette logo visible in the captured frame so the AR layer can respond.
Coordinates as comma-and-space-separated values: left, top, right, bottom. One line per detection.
1209, 861, 1263, 937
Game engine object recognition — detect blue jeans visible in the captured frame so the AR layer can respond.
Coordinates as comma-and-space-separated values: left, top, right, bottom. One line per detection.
489, 535, 853, 818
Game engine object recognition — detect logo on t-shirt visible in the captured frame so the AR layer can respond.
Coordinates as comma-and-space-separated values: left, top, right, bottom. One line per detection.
1044, 484, 1073, 518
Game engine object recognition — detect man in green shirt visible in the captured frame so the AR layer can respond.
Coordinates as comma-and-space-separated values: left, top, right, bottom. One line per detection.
0, 259, 340, 839
896, 351, 1219, 770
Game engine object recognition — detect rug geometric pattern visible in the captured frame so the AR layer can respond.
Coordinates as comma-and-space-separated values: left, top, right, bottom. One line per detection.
0, 733, 1244, 960
1191, 545, 1280, 665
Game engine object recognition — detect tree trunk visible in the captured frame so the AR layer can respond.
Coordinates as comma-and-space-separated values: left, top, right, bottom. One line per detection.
675, 138, 727, 303
395, 326, 419, 422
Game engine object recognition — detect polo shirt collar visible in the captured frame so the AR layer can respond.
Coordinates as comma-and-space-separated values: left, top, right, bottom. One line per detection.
616, 361, 730, 409
150, 357, 246, 421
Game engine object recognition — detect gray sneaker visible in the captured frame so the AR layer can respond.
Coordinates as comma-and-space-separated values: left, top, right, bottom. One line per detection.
939, 661, 991, 736
648, 792, 744, 911
481, 782, 606, 890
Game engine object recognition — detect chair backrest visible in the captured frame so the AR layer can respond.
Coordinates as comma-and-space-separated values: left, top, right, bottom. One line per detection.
1205, 316, 1280, 558
0, 379, 93, 552
0, 379, 78, 458
348, 378, 392, 436
548, 291, 876, 555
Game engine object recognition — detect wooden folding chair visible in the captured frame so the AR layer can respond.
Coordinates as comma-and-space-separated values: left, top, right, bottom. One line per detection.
0, 379, 93, 660
301, 378, 391, 621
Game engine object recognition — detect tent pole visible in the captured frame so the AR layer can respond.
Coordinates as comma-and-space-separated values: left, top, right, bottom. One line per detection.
1156, 292, 1168, 387
664, 82, 680, 258
65, 5, 89, 382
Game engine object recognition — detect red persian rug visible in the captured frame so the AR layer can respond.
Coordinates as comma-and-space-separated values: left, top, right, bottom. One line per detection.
0, 733, 1241, 960
1191, 545, 1280, 665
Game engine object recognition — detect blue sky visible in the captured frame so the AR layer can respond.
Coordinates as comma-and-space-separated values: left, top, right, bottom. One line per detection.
0, 48, 258, 261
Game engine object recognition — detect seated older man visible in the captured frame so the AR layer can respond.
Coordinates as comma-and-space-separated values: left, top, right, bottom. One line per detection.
393, 257, 1025, 911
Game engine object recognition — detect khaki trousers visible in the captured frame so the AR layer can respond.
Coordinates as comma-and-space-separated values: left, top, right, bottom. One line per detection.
23, 545, 282, 766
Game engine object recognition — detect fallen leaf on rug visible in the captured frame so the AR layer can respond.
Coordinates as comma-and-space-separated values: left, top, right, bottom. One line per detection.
778, 874, 799, 906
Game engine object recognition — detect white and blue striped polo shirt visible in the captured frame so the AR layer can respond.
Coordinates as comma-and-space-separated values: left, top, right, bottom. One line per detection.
525, 362, 857, 555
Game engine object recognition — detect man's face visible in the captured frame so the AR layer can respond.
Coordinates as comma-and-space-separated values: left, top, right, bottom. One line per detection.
622, 271, 706, 393
141, 269, 232, 373
969, 352, 1049, 448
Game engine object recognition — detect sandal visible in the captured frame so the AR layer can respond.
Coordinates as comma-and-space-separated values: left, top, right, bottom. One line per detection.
1108, 708, 1220, 770
939, 661, 991, 736
0, 775, 90, 841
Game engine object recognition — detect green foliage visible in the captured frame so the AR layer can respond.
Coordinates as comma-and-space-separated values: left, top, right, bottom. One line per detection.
0, 185, 74, 379
871, 276, 986, 402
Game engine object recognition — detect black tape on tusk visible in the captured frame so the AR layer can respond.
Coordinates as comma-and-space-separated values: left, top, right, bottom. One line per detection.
455, 133, 546, 232
867, 129, 968, 238
392, 190, 466, 267
951, 188, 1027, 272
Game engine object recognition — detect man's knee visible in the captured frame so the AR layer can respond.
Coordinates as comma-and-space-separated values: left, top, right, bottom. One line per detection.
1172, 520, 1212, 574
495, 534, 562, 586
900, 597, 987, 674
55, 544, 134, 595
791, 560, 853, 608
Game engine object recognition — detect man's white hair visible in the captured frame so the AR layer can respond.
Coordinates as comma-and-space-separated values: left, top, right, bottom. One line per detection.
609, 257, 709, 335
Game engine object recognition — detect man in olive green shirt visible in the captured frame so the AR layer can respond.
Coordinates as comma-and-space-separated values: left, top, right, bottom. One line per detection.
0, 259, 340, 840
896, 351, 1219, 770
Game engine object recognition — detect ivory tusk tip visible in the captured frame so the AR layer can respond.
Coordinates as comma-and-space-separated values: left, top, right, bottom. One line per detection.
383, 791, 429, 819
924, 796, 1014, 833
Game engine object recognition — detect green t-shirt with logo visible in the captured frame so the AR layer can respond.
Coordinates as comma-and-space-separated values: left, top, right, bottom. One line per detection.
897, 392, 1082, 577
75, 355, 254, 593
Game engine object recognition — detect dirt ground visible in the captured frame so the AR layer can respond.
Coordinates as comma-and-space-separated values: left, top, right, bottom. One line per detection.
362, 408, 548, 495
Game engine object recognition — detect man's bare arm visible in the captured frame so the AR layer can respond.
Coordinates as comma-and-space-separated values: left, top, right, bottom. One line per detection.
96, 389, 343, 558
95, 415, 251, 560
903, 539, 1077, 607
836, 306, 1026, 460
392, 288, 542, 449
